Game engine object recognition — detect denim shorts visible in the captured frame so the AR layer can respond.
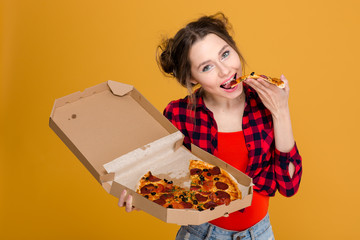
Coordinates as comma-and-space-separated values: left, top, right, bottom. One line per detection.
175, 212, 274, 240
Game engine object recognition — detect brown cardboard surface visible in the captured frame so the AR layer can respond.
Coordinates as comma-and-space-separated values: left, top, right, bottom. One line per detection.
50, 81, 178, 183
50, 80, 253, 225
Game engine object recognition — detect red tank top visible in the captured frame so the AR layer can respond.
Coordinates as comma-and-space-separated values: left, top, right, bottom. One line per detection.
209, 131, 269, 231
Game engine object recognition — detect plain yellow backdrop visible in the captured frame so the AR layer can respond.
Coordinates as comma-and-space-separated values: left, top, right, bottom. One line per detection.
1, 0, 360, 239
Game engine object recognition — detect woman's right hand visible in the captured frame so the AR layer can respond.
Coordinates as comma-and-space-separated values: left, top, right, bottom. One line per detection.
118, 189, 138, 212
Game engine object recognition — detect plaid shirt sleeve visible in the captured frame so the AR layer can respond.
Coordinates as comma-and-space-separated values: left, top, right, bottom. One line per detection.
243, 85, 302, 197
163, 98, 193, 150
274, 143, 302, 197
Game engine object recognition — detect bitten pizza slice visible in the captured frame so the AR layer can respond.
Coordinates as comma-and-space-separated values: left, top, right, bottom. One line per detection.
229, 72, 285, 89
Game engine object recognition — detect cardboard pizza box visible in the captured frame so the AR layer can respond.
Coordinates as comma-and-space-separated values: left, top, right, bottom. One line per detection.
49, 80, 253, 225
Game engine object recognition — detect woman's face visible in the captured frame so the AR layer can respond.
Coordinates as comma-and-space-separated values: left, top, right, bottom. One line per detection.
188, 33, 243, 101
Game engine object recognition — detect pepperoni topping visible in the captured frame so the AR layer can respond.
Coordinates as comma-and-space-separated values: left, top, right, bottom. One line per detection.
190, 185, 201, 191
215, 198, 225, 205
215, 191, 230, 199
148, 174, 161, 182
153, 198, 166, 206
215, 182, 229, 190
209, 192, 218, 202
140, 184, 155, 194
204, 172, 213, 179
171, 203, 185, 209
180, 202, 193, 209
209, 166, 221, 175
195, 194, 208, 202
160, 193, 174, 200
164, 183, 174, 192
155, 184, 164, 193
216, 197, 231, 206
190, 168, 203, 175
203, 181, 214, 191
204, 201, 217, 209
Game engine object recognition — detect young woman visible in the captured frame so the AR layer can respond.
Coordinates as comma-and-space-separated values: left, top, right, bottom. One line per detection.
119, 12, 302, 240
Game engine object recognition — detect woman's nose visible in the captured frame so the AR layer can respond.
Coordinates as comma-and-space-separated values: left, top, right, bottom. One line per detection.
217, 63, 230, 77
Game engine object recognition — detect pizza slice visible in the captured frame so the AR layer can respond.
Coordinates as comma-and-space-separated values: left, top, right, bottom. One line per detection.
189, 160, 242, 210
228, 72, 285, 89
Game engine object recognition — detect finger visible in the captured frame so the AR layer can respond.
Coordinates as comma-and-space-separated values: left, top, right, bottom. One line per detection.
280, 74, 287, 83
280, 74, 290, 92
245, 78, 260, 88
125, 195, 134, 212
257, 77, 277, 91
255, 77, 287, 96
246, 78, 271, 96
118, 189, 127, 207
247, 77, 270, 89
246, 79, 277, 104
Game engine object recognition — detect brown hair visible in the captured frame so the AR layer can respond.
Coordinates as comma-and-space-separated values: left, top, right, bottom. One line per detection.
157, 12, 246, 105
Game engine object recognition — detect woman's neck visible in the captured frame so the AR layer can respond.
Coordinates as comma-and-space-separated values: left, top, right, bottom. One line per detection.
203, 91, 246, 132
203, 91, 245, 112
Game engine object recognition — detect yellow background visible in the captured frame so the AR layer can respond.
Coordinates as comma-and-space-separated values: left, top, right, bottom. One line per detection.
1, 0, 360, 239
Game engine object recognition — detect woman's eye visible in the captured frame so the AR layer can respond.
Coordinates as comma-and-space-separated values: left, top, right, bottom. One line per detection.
221, 50, 230, 59
202, 65, 213, 72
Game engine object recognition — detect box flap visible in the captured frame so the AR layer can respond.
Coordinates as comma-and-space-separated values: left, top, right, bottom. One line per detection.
50, 81, 179, 183
107, 80, 133, 96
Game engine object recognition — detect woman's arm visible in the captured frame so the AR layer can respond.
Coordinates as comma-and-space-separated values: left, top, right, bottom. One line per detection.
272, 103, 296, 178
245, 75, 296, 178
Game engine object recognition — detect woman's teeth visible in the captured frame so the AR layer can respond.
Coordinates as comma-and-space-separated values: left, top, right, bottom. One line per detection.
220, 74, 237, 89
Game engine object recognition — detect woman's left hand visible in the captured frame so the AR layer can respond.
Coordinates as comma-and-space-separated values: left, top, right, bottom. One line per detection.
244, 74, 290, 117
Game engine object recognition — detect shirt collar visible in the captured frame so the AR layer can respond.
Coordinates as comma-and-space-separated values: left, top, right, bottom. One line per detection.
194, 88, 211, 111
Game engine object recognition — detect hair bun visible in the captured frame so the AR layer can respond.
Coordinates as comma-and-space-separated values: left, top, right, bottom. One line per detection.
158, 38, 176, 77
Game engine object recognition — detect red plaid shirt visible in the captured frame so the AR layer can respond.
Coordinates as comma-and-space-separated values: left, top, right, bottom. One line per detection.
163, 84, 302, 197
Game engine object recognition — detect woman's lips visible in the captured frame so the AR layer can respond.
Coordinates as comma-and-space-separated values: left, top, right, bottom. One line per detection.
222, 84, 238, 92
220, 73, 237, 89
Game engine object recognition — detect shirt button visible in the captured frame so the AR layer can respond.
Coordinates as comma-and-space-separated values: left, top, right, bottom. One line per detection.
247, 144, 251, 147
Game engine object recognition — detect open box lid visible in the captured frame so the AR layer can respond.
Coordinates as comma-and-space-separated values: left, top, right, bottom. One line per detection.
49, 80, 180, 184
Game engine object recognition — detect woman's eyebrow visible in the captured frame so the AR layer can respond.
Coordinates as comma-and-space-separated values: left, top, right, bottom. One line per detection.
198, 60, 211, 69
197, 45, 229, 69
218, 45, 229, 56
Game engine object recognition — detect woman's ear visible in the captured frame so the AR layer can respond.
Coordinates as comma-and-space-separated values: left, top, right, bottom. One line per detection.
189, 78, 198, 85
